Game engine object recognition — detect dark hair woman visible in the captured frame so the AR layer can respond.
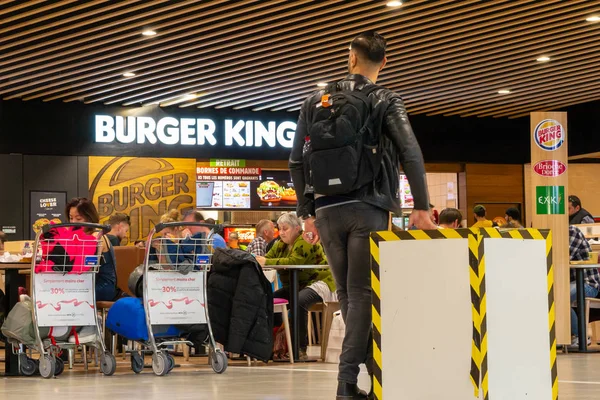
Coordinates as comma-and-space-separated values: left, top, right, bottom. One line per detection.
65, 198, 119, 301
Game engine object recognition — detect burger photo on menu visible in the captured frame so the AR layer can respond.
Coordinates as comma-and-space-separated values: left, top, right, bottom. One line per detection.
257, 181, 282, 204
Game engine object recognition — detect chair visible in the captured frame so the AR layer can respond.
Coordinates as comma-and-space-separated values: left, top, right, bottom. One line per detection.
259, 269, 293, 364
308, 303, 323, 345
586, 298, 600, 344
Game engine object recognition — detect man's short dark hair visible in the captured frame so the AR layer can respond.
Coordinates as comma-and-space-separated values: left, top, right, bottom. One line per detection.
569, 195, 582, 208
506, 207, 521, 222
108, 213, 130, 226
439, 208, 463, 225
183, 210, 205, 222
0, 231, 7, 244
473, 205, 486, 218
350, 31, 387, 64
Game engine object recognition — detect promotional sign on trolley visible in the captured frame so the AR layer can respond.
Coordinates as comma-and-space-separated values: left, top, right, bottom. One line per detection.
146, 271, 206, 325
34, 274, 96, 327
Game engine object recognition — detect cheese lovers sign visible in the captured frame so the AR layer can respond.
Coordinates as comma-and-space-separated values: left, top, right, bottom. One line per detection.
89, 157, 196, 244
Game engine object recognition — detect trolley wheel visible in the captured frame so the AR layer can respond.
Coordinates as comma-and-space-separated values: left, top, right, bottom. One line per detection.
100, 352, 117, 376
19, 355, 37, 376
152, 352, 169, 376
54, 357, 65, 376
166, 353, 175, 373
211, 350, 228, 374
39, 355, 55, 379
131, 352, 144, 374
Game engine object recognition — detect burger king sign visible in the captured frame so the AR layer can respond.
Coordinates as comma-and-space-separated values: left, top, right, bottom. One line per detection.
533, 119, 564, 151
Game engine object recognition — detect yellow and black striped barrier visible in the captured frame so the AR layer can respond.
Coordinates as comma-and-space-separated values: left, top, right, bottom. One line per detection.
370, 227, 556, 400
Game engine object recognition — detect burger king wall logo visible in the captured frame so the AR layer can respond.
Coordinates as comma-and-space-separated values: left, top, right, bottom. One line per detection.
89, 157, 196, 245
533, 119, 564, 151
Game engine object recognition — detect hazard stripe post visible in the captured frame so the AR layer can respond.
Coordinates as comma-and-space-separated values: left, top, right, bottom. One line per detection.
371, 227, 556, 400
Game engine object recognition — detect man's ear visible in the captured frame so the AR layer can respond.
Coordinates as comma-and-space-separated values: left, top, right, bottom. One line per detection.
379, 56, 388, 72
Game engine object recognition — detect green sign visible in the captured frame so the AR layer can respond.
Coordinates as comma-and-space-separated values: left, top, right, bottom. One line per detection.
210, 159, 245, 167
536, 186, 565, 215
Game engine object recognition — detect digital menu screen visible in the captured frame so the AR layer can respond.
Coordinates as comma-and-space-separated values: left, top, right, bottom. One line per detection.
196, 181, 251, 209
254, 170, 297, 210
224, 226, 256, 244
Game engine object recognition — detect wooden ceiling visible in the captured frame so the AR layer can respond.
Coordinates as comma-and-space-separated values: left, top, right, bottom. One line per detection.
1, 0, 600, 118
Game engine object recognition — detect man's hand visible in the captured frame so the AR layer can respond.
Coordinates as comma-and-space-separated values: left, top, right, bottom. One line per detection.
409, 209, 438, 230
302, 217, 320, 245
255, 256, 267, 267
181, 228, 192, 238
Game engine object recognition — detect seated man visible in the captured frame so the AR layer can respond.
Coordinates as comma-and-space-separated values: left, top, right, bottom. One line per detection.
182, 211, 226, 250
438, 208, 462, 229
569, 225, 598, 346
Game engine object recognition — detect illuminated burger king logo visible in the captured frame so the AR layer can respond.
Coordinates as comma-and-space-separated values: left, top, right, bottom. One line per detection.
89, 157, 196, 244
534, 119, 564, 151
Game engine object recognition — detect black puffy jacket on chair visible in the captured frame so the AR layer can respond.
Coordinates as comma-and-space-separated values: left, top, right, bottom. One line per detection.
207, 248, 274, 361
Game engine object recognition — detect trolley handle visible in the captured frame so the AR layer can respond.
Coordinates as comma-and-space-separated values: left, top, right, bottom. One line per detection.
155, 221, 220, 233
42, 222, 111, 234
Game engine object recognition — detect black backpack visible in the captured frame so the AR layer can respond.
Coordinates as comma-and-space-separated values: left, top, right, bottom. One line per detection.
304, 83, 383, 196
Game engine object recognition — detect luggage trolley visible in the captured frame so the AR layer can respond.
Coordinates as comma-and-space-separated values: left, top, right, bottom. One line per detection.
16, 222, 116, 378
137, 221, 227, 376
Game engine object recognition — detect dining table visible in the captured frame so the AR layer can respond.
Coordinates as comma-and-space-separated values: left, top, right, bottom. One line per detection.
0, 261, 31, 375
264, 264, 329, 362
569, 261, 600, 353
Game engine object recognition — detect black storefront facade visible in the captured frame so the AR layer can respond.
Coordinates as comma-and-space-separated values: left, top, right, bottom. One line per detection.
1, 97, 599, 240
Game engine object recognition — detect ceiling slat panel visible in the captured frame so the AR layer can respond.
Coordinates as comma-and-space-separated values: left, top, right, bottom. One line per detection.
1, 0, 600, 117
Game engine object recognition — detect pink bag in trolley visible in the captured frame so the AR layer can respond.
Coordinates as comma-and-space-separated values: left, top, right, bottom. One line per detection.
35, 226, 101, 274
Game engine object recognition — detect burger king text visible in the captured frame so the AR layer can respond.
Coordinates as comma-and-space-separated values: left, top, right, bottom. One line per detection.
95, 115, 296, 149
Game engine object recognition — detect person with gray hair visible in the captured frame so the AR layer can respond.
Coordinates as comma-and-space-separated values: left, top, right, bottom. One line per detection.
255, 212, 336, 360
247, 219, 275, 257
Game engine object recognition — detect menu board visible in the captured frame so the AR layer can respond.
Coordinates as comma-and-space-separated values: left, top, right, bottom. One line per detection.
254, 170, 297, 210
196, 181, 251, 209
400, 175, 414, 208
30, 191, 67, 239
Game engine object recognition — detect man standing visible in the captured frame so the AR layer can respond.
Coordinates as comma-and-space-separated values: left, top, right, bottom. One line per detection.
247, 219, 275, 257
290, 31, 436, 399
106, 213, 130, 246
569, 195, 595, 225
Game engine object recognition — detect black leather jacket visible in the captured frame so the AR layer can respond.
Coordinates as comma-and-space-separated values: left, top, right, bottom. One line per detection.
289, 74, 430, 217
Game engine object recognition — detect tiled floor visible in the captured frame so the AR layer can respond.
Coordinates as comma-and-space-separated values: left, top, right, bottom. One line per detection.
1, 351, 600, 399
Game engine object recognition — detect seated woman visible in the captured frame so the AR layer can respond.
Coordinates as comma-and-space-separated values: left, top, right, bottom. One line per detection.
65, 197, 119, 302
256, 213, 336, 360
153, 209, 185, 266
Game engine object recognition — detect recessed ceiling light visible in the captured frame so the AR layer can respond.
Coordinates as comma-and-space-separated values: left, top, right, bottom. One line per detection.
123, 72, 136, 77
142, 30, 157, 36
317, 82, 328, 87
182, 93, 199, 100
386, 1, 403, 6
586, 16, 600, 22
536, 56, 551, 62
498, 90, 511, 94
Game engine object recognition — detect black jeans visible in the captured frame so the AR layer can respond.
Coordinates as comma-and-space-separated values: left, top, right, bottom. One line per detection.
315, 202, 388, 384
273, 287, 323, 350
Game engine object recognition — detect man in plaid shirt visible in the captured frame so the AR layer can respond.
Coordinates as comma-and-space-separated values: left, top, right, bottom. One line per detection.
247, 220, 276, 257
569, 225, 598, 345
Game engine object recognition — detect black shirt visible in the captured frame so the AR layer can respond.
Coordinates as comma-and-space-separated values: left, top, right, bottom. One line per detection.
106, 234, 121, 247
